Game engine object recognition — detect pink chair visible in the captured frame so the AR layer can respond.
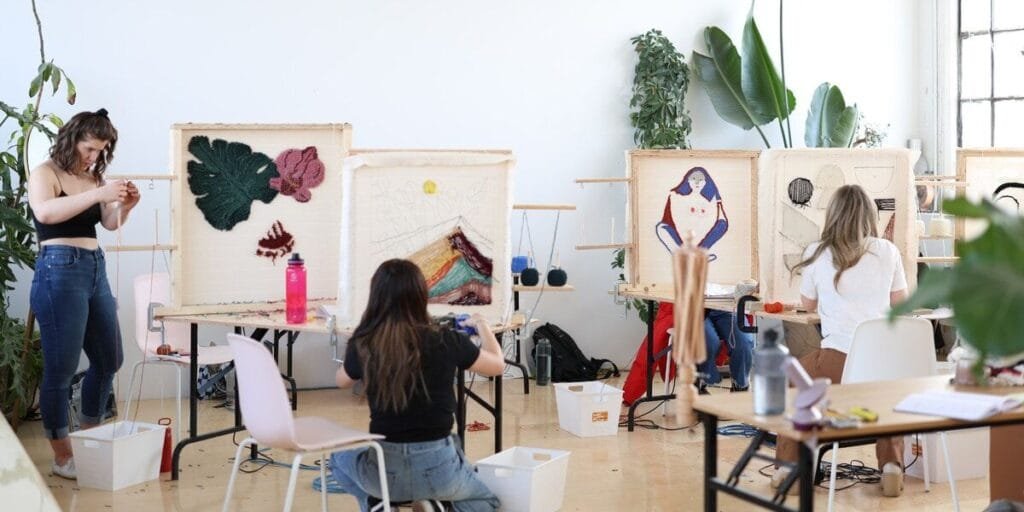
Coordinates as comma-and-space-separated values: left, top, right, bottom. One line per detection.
123, 273, 234, 442
223, 333, 391, 512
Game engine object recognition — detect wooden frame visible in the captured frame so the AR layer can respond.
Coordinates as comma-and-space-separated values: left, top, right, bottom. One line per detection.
758, 149, 916, 304
338, 149, 514, 326
169, 123, 352, 311
955, 148, 1024, 243
626, 149, 759, 292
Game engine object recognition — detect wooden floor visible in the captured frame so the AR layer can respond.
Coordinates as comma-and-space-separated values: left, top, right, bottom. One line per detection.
15, 374, 986, 511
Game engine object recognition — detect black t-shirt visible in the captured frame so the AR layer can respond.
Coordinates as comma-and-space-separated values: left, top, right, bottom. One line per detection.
344, 326, 480, 442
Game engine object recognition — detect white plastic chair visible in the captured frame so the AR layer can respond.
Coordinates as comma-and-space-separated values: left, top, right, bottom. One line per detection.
825, 317, 958, 512
122, 273, 234, 442
223, 333, 391, 512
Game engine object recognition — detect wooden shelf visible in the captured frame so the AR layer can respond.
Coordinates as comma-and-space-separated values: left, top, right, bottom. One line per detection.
513, 284, 575, 292
103, 244, 178, 252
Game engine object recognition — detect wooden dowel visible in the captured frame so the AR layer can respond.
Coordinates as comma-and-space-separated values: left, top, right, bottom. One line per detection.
575, 243, 633, 250
512, 203, 576, 211
919, 256, 960, 263
106, 174, 175, 180
574, 177, 631, 184
103, 244, 178, 252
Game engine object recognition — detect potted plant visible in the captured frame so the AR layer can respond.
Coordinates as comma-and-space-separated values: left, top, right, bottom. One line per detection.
691, 1, 858, 149
0, 0, 78, 429
890, 197, 1024, 378
612, 28, 694, 325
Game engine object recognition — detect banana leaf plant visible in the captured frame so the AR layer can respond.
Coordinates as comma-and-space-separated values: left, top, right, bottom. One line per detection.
693, 1, 859, 149
804, 82, 858, 147
692, 7, 795, 148
890, 198, 1024, 379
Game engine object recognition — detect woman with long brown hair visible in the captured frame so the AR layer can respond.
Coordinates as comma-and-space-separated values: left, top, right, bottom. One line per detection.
773, 184, 909, 497
330, 259, 504, 512
28, 109, 140, 479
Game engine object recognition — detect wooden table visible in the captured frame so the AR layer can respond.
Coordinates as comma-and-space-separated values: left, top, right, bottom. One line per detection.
155, 304, 525, 480
692, 375, 1024, 511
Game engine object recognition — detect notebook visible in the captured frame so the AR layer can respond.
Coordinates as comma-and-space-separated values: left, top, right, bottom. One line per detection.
894, 390, 1024, 421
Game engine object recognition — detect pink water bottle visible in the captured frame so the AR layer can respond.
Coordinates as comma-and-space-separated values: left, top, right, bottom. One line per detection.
285, 253, 307, 324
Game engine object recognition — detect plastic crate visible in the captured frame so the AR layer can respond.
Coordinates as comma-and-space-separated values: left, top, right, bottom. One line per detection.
476, 447, 571, 512
69, 421, 165, 491
553, 381, 622, 437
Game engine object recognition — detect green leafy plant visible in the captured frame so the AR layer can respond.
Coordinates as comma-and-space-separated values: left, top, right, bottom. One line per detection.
804, 82, 858, 147
629, 29, 692, 150
0, 0, 75, 429
187, 136, 280, 231
890, 198, 1024, 377
613, 28, 695, 326
692, 1, 858, 149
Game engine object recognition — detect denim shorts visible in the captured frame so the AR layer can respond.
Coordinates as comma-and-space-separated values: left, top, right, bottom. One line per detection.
329, 434, 499, 512
30, 245, 123, 440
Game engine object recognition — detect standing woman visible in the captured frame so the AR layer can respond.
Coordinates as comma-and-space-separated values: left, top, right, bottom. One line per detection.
772, 184, 908, 497
332, 259, 503, 512
28, 109, 140, 479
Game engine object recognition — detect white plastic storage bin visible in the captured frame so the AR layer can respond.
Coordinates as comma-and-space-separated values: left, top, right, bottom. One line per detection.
553, 381, 623, 437
904, 427, 989, 483
69, 421, 165, 491
476, 447, 570, 512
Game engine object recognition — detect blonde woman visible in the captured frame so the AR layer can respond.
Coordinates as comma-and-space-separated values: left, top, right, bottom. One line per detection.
772, 184, 908, 497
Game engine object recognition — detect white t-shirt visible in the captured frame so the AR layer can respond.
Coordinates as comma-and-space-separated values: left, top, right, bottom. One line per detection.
799, 237, 908, 354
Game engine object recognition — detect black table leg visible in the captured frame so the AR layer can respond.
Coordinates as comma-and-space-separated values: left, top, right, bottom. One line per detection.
704, 412, 718, 512
798, 442, 815, 511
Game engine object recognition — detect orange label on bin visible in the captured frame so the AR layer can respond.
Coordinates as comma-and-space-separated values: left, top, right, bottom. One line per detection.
592, 411, 609, 423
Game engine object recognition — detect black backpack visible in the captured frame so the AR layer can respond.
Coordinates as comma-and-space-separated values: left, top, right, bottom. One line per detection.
531, 323, 619, 382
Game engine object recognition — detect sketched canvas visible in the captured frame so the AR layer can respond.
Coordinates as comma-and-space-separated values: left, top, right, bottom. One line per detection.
958, 150, 1024, 239
759, 149, 916, 304
171, 124, 351, 309
629, 150, 758, 290
339, 150, 513, 326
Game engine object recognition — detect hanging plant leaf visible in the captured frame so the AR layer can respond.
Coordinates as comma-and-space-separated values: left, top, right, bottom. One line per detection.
187, 136, 279, 231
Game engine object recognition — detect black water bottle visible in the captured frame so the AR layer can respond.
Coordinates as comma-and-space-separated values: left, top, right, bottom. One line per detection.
535, 338, 552, 386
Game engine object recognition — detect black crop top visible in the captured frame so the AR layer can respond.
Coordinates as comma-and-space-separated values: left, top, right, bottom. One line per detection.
33, 190, 102, 241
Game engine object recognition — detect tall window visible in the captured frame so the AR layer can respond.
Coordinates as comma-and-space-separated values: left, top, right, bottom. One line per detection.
959, 0, 1024, 147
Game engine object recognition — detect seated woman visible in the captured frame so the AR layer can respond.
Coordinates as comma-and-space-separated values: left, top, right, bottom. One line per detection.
696, 310, 754, 393
773, 184, 908, 497
331, 259, 504, 512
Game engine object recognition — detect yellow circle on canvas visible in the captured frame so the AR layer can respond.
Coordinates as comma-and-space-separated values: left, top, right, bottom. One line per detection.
423, 180, 438, 194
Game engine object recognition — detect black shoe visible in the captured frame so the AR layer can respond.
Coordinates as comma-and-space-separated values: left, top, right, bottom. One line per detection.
698, 383, 710, 395
730, 384, 749, 393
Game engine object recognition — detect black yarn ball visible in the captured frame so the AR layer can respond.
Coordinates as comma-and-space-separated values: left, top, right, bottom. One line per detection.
787, 177, 813, 207
520, 267, 540, 286
547, 268, 568, 287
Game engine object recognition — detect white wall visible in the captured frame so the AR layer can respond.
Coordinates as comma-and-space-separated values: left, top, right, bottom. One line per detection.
0, 0, 931, 399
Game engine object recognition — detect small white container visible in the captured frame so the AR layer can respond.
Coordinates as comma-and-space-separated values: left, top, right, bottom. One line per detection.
476, 447, 571, 512
69, 421, 165, 491
553, 381, 623, 437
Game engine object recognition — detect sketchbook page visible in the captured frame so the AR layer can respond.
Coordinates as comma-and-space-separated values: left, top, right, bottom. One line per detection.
895, 390, 1023, 421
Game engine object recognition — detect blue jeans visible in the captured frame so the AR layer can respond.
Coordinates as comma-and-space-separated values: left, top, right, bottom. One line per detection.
31, 246, 123, 440
697, 310, 753, 388
329, 435, 499, 512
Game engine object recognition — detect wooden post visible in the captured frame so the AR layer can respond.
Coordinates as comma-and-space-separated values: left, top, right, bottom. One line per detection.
671, 231, 708, 426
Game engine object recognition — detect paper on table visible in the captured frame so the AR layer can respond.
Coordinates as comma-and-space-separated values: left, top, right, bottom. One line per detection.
894, 390, 1024, 421
705, 282, 736, 299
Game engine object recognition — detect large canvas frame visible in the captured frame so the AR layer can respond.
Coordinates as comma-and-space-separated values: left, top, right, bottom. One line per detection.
758, 149, 916, 304
956, 148, 1024, 241
627, 150, 759, 291
338, 149, 513, 326
170, 123, 351, 312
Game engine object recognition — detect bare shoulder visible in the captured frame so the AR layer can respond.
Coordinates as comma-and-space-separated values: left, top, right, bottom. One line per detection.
29, 160, 60, 189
